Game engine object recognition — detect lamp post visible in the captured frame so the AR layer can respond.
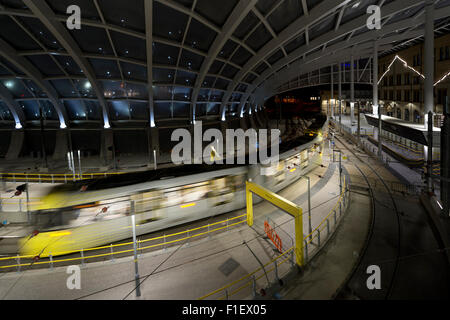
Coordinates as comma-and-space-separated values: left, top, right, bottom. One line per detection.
131, 200, 141, 297
300, 175, 312, 239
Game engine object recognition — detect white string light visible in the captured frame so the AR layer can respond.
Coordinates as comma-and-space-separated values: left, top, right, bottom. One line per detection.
378, 54, 450, 87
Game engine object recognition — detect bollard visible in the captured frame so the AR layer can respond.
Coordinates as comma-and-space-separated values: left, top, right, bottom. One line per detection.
252, 276, 257, 298
80, 249, 85, 266
138, 238, 142, 257
304, 240, 308, 263
226, 219, 229, 232
163, 234, 167, 252
339, 201, 342, 217
186, 230, 190, 247
317, 229, 321, 247
274, 261, 280, 284
64, 175, 67, 183
110, 244, 114, 262
16, 254, 20, 273
290, 249, 295, 267
49, 253, 53, 270
19, 198, 22, 212
225, 290, 229, 300
207, 224, 211, 239
327, 219, 330, 237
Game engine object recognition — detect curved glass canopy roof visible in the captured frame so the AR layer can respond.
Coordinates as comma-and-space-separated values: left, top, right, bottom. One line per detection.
0, 0, 449, 129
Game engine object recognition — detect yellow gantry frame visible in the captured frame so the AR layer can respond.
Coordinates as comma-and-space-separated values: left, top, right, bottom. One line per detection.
246, 181, 304, 267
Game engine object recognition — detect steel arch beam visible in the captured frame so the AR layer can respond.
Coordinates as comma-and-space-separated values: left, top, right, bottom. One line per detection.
145, 0, 155, 127
23, 0, 110, 128
220, 0, 351, 107
0, 82, 25, 127
0, 38, 68, 127
238, 0, 437, 108
259, 42, 402, 100
191, 0, 258, 122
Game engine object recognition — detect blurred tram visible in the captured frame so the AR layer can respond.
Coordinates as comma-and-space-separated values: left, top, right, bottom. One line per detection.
20, 122, 327, 258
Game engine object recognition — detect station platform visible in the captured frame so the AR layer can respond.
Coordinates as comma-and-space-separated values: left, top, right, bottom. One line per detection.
333, 115, 428, 189
0, 145, 350, 300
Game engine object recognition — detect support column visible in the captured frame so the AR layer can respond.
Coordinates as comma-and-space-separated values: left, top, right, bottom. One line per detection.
5, 130, 24, 160
52, 130, 69, 160
150, 127, 160, 167
350, 54, 355, 125
424, 0, 435, 128
373, 41, 379, 116
331, 64, 334, 119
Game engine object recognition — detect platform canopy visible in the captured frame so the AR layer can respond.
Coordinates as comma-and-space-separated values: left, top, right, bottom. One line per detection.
0, 0, 449, 129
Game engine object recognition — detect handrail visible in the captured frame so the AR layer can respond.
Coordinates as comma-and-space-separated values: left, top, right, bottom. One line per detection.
0, 214, 248, 267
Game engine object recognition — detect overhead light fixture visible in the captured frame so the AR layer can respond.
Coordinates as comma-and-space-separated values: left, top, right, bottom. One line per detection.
352, 1, 360, 9
5, 81, 14, 88
15, 122, 22, 129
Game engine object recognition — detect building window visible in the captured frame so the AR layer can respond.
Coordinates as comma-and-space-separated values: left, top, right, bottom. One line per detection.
404, 90, 410, 102
389, 91, 394, 100
438, 89, 448, 105
389, 76, 394, 86
440, 47, 445, 61
413, 90, 420, 103
413, 76, 421, 85
404, 73, 410, 85
405, 109, 410, 121
414, 110, 420, 123
397, 108, 402, 119
396, 75, 402, 86
397, 90, 402, 101
446, 46, 450, 60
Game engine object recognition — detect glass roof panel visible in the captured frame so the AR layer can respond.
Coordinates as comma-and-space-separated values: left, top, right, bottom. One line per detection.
184, 19, 217, 52
175, 70, 196, 86
208, 60, 224, 75
234, 11, 259, 39
1, 79, 32, 98
154, 86, 173, 100
194, 0, 239, 27
89, 58, 121, 78
0, 15, 40, 50
129, 101, 149, 120
50, 79, 79, 98
218, 40, 239, 59
153, 68, 175, 84
69, 25, 114, 55
153, 42, 180, 66
154, 2, 189, 43
109, 100, 131, 120
120, 62, 148, 82
26, 55, 64, 76
246, 23, 273, 51
267, 0, 304, 34
110, 31, 147, 61
230, 46, 252, 66
256, 0, 276, 15
179, 49, 205, 71
98, 0, 145, 32
64, 100, 88, 120
46, 0, 100, 21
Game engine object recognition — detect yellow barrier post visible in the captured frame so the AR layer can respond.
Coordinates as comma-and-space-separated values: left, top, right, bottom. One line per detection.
245, 181, 304, 267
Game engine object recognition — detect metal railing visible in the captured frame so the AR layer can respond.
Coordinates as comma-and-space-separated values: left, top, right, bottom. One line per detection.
0, 172, 126, 184
199, 176, 350, 300
0, 214, 247, 271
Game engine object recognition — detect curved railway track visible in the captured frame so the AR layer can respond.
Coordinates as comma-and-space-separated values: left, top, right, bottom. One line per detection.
333, 133, 402, 300
334, 130, 450, 299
